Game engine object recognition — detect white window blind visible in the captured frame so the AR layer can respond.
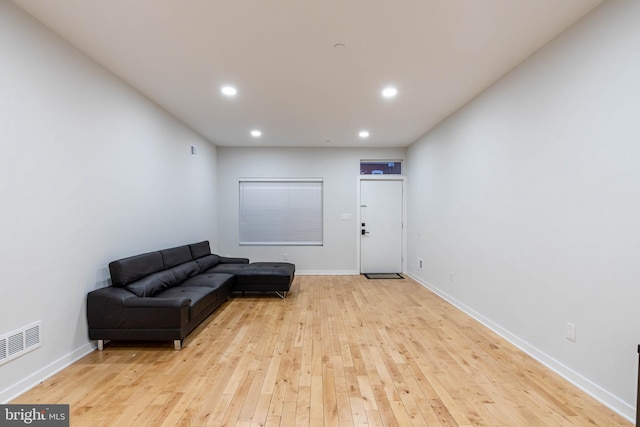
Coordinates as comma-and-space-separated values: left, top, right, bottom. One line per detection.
239, 179, 323, 246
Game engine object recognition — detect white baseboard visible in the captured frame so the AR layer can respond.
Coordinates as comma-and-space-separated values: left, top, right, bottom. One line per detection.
0, 342, 95, 404
406, 273, 635, 424
295, 270, 359, 276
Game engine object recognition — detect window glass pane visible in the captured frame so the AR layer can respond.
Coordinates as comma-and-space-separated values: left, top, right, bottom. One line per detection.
239, 179, 323, 246
360, 161, 402, 175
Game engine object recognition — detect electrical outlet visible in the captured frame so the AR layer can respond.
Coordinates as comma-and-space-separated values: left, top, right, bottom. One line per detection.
449, 272, 454, 283
418, 258, 423, 270
283, 253, 288, 261
566, 322, 576, 342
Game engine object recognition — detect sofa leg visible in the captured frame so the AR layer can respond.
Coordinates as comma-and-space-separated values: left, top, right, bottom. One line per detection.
174, 340, 182, 350
97, 340, 104, 351
275, 291, 287, 299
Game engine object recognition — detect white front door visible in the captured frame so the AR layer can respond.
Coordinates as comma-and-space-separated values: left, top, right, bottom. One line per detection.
360, 179, 403, 274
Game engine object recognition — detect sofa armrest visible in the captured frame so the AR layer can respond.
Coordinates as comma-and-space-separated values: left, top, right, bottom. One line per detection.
87, 287, 190, 330
219, 256, 250, 264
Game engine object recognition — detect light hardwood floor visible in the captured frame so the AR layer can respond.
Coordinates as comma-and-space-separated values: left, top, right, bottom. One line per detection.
13, 275, 631, 426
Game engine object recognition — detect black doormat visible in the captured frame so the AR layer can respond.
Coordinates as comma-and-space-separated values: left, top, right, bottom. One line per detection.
364, 273, 404, 280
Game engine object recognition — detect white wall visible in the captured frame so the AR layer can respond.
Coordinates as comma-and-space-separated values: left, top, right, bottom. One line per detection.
406, 0, 640, 420
0, 2, 218, 402
217, 147, 406, 273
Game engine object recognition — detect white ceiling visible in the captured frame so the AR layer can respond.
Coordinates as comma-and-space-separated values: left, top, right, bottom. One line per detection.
13, 0, 602, 148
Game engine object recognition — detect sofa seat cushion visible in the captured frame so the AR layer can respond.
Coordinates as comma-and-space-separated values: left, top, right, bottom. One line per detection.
180, 273, 235, 289
155, 285, 229, 321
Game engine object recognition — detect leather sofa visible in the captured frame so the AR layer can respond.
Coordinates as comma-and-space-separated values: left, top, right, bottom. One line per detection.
87, 241, 294, 350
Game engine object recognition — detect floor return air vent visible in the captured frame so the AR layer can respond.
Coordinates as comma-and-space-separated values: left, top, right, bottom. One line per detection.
0, 321, 41, 366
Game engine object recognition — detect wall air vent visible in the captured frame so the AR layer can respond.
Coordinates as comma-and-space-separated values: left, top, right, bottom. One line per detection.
0, 321, 41, 366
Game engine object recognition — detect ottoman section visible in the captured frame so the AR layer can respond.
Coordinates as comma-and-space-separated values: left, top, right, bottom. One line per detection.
234, 262, 295, 296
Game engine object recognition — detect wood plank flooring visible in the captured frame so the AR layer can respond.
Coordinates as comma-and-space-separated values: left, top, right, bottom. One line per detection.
13, 275, 631, 426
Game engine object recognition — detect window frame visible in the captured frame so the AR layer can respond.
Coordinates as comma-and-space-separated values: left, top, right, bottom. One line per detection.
238, 178, 324, 246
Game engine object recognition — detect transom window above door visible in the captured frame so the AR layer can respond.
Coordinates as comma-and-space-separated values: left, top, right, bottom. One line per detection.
360, 160, 402, 175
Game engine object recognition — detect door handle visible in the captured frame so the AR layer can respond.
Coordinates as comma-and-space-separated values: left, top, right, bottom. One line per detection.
361, 229, 370, 235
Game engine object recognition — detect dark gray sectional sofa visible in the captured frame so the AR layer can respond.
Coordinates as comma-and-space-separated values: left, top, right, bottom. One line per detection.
87, 241, 294, 350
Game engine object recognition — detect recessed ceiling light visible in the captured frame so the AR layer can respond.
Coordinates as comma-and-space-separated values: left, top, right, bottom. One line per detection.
251, 130, 262, 137
221, 85, 237, 97
359, 130, 370, 138
381, 86, 398, 99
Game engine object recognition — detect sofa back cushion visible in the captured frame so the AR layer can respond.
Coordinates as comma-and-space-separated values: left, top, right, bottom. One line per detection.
109, 251, 164, 287
125, 269, 179, 297
172, 260, 200, 280
189, 241, 211, 259
195, 254, 220, 272
161, 245, 193, 268
109, 241, 210, 289
125, 261, 200, 297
